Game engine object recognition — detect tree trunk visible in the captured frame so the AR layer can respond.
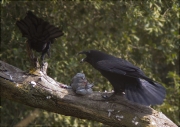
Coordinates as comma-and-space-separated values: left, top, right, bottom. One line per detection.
0, 61, 177, 127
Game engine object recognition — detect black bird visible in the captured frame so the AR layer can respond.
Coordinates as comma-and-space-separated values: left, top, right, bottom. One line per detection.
79, 50, 166, 106
16, 11, 63, 65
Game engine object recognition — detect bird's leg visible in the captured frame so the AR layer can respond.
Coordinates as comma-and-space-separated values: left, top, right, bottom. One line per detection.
26, 41, 36, 67
26, 42, 41, 75
40, 41, 51, 71
40, 54, 45, 65
40, 54, 45, 72
102, 92, 116, 100
26, 42, 41, 70
47, 43, 51, 58
34, 58, 40, 68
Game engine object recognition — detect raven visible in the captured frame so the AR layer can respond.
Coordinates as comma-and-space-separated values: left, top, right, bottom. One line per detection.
79, 50, 166, 106
16, 11, 63, 65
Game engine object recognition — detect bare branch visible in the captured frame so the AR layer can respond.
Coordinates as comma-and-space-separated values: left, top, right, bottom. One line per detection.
0, 61, 177, 127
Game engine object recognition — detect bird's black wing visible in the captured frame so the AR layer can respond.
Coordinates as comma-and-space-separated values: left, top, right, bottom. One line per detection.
16, 11, 64, 52
95, 59, 152, 81
16, 11, 64, 64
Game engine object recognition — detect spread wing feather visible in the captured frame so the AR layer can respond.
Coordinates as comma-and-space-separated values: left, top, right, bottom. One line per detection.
96, 59, 152, 81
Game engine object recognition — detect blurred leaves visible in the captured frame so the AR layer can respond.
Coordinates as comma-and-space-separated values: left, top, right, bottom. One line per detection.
1, 0, 179, 126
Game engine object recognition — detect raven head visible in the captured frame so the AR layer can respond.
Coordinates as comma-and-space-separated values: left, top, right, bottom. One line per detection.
78, 50, 91, 63
79, 50, 108, 65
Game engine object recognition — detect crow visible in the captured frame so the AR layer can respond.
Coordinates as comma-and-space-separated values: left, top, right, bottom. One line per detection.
79, 50, 166, 106
16, 11, 63, 66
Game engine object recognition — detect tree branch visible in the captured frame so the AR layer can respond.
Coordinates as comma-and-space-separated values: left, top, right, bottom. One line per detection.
0, 61, 177, 127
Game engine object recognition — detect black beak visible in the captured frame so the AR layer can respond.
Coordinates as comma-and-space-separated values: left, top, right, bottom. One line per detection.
80, 58, 85, 63
78, 51, 87, 55
78, 51, 88, 63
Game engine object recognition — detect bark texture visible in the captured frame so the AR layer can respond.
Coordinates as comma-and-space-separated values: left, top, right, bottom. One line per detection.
0, 61, 177, 127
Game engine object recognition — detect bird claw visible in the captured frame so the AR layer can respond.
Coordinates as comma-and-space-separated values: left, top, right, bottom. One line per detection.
102, 94, 109, 99
61, 84, 72, 89
101, 92, 117, 101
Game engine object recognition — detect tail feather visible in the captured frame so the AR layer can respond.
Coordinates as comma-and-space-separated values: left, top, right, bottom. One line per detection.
133, 88, 152, 105
16, 21, 30, 37
143, 81, 166, 104
137, 89, 154, 105
125, 79, 166, 106
137, 85, 161, 105
126, 86, 151, 106
128, 88, 147, 105
125, 88, 135, 102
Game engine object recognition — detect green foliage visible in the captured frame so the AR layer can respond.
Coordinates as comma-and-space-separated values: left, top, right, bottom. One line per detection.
1, 0, 179, 126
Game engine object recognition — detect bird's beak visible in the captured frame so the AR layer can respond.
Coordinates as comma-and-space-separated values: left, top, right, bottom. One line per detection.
80, 58, 85, 63
78, 50, 90, 55
78, 51, 87, 55
78, 51, 88, 63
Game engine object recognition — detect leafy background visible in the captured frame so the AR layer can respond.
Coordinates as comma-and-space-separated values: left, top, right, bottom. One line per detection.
1, 0, 179, 126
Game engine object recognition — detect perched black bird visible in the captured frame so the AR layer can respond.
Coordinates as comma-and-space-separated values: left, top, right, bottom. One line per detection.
16, 11, 63, 65
79, 50, 166, 106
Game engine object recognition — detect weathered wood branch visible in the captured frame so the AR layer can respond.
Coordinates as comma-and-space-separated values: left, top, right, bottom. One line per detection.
0, 61, 177, 127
